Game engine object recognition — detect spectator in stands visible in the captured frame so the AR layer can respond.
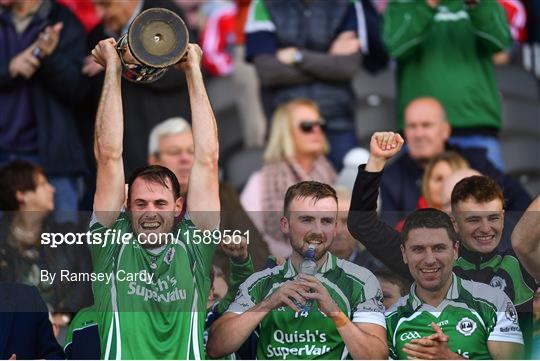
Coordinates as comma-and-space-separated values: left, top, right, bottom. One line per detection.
207, 266, 229, 309
330, 186, 384, 272
0, 161, 93, 320
241, 99, 336, 259
395, 151, 473, 230
199, 0, 268, 148
83, 0, 192, 178
57, 0, 99, 34
421, 151, 470, 210
233, 0, 267, 148
523, 0, 540, 90
148, 117, 269, 273
380, 97, 531, 227
200, 0, 236, 78
493, 0, 527, 65
383, 0, 511, 169
0, 283, 64, 359
245, 0, 361, 169
373, 269, 409, 310
0, 0, 88, 219
440, 168, 482, 213
383, 0, 511, 170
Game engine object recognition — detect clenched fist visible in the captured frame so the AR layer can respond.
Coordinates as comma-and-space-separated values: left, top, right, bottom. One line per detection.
366, 131, 405, 172
176, 43, 203, 72
9, 45, 40, 79
91, 38, 121, 72
220, 235, 248, 263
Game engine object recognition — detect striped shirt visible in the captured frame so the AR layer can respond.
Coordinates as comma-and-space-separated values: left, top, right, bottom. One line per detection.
228, 252, 385, 359
386, 273, 523, 359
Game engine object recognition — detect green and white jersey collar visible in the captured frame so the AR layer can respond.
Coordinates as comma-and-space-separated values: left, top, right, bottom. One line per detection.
408, 273, 461, 310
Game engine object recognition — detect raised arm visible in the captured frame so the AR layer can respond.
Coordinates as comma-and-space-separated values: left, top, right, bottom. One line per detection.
91, 39, 125, 227
298, 274, 388, 359
383, 1, 435, 60
511, 195, 540, 281
347, 132, 411, 278
182, 44, 220, 231
468, 0, 511, 54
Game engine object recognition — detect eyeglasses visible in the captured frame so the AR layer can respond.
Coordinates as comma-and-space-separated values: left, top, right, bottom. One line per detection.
299, 119, 327, 133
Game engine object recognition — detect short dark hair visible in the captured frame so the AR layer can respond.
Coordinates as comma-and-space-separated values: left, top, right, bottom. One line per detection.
451, 175, 505, 211
374, 269, 411, 297
127, 165, 181, 206
283, 181, 337, 217
401, 208, 459, 245
0, 161, 45, 211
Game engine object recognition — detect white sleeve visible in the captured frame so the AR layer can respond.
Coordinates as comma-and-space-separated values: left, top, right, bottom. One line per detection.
89, 207, 126, 229
226, 281, 256, 315
487, 294, 523, 344
352, 274, 386, 328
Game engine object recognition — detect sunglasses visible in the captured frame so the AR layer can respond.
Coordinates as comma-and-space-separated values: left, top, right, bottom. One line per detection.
299, 119, 327, 133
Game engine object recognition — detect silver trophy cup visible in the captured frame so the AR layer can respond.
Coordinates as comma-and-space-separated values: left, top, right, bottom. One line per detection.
116, 8, 189, 83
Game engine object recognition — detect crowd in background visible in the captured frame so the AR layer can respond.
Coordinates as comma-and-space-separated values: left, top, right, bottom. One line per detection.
0, 0, 539, 359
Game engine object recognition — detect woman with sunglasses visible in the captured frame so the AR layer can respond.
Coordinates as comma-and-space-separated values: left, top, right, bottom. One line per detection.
240, 99, 336, 260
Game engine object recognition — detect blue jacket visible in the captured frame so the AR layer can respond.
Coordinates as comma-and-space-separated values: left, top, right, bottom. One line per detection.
0, 0, 87, 176
381, 145, 532, 214
0, 283, 64, 359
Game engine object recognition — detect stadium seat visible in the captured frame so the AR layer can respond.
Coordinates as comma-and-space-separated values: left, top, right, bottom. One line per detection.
352, 68, 396, 99
510, 169, 540, 197
215, 105, 244, 162
354, 96, 396, 147
223, 148, 264, 191
501, 97, 540, 137
352, 68, 397, 147
501, 134, 540, 175
496, 64, 539, 101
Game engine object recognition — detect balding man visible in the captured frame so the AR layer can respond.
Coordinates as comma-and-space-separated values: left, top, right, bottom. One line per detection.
380, 97, 531, 227
147, 117, 270, 273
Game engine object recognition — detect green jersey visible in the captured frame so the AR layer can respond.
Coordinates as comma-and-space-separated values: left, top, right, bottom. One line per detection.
383, 0, 511, 131
386, 274, 523, 360
227, 253, 386, 359
89, 212, 216, 359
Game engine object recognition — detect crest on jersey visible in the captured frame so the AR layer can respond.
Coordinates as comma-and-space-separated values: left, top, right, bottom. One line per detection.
489, 276, 507, 291
164, 247, 176, 265
375, 289, 385, 311
505, 302, 518, 324
456, 317, 477, 336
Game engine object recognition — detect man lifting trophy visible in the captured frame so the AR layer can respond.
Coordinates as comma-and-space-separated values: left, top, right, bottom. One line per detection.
89, 3, 229, 358
115, 7, 189, 82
